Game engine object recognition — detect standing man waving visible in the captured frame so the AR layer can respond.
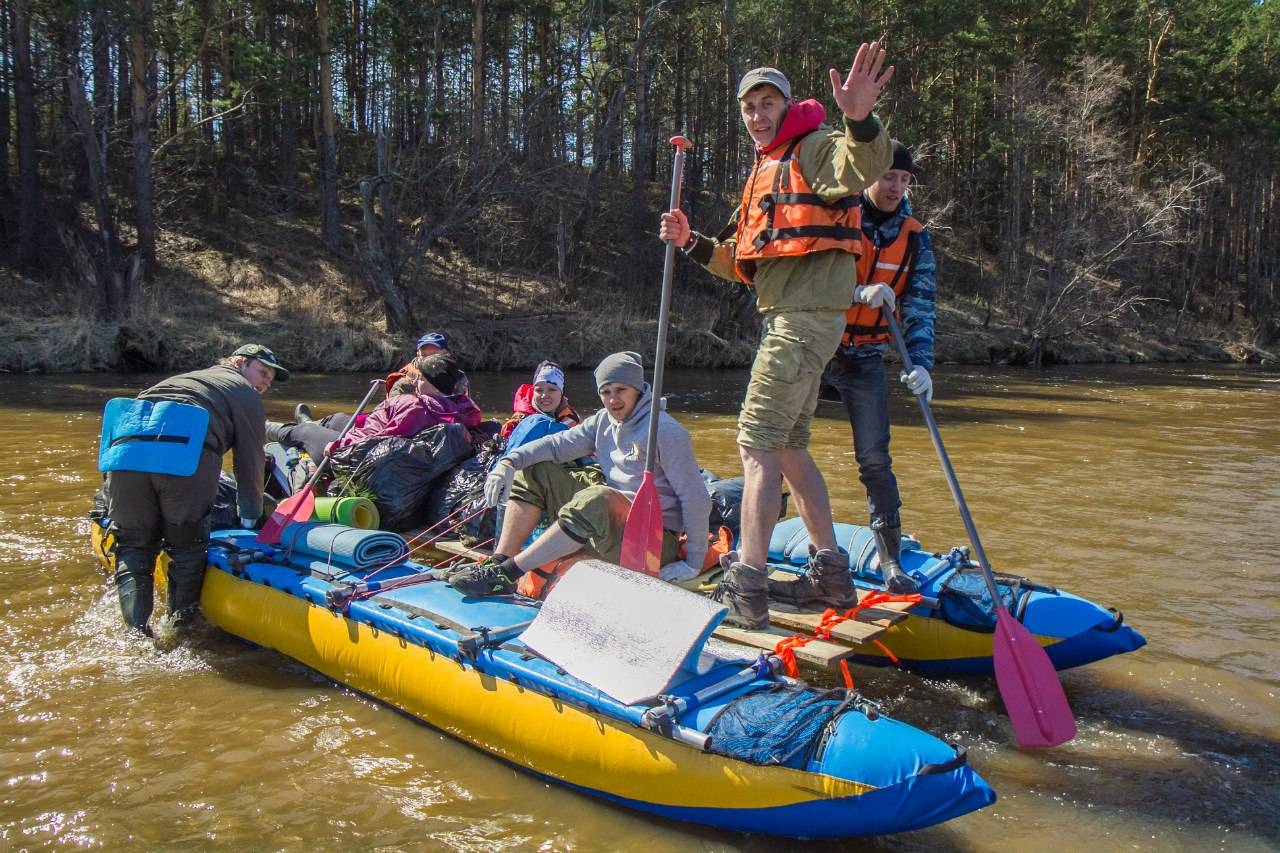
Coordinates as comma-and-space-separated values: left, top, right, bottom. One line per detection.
660, 44, 894, 628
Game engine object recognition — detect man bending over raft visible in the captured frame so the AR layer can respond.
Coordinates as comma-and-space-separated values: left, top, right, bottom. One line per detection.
659, 45, 894, 628
101, 344, 288, 635
447, 351, 711, 596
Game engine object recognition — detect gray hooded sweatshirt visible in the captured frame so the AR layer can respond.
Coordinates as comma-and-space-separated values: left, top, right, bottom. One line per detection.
503, 388, 712, 570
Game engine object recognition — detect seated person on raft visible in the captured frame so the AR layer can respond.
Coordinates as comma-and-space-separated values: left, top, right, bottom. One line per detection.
269, 353, 481, 461
501, 360, 581, 439
448, 351, 711, 596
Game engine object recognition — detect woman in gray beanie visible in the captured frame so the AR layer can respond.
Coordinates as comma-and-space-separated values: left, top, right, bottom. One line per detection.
448, 352, 712, 595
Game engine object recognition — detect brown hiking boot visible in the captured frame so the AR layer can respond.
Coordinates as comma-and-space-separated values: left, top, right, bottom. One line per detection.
711, 552, 770, 630
767, 545, 856, 610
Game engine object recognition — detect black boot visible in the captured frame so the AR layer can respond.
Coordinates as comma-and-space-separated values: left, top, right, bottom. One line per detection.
873, 525, 918, 594
712, 553, 770, 629
114, 546, 158, 634
165, 543, 209, 627
767, 545, 856, 610
294, 403, 314, 424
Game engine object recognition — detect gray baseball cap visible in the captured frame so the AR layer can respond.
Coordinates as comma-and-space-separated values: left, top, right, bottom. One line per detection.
736, 67, 791, 101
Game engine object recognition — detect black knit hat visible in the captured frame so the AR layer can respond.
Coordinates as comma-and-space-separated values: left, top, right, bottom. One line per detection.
890, 139, 914, 175
413, 353, 465, 396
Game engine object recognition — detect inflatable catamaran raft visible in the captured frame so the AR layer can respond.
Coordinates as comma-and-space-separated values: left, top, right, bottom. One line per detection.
91, 519, 995, 838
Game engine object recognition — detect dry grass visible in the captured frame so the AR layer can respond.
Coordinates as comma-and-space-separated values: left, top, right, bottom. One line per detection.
0, 179, 1265, 374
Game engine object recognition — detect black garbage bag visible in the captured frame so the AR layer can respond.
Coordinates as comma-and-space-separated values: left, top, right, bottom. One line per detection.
209, 473, 242, 528
328, 424, 475, 531
701, 470, 788, 539
425, 439, 505, 545
703, 472, 746, 537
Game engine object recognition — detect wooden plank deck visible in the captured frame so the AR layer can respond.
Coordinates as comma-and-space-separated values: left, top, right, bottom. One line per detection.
428, 538, 914, 662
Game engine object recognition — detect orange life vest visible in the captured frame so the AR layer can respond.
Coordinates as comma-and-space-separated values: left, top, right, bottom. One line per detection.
733, 134, 862, 284
842, 216, 924, 347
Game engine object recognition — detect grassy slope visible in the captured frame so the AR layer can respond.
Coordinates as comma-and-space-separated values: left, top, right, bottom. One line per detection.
0, 193, 1268, 374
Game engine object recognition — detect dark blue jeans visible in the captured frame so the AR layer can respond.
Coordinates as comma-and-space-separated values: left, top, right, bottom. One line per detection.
822, 353, 901, 530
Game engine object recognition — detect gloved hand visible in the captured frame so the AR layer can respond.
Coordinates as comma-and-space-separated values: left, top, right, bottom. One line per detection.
853, 283, 896, 311
900, 366, 933, 403
659, 560, 701, 583
484, 460, 516, 508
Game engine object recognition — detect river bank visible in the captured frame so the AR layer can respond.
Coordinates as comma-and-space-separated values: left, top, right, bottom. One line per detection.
2, 207, 1273, 375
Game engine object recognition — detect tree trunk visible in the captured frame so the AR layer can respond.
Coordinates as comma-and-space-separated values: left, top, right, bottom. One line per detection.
0, 0, 13, 201
68, 60, 124, 318
316, 0, 341, 248
358, 136, 415, 333
279, 12, 298, 211
129, 0, 155, 271
470, 0, 486, 149
11, 0, 39, 264
91, 3, 111, 149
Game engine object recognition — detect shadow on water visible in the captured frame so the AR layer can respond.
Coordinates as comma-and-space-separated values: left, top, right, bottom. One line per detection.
846, 662, 1280, 846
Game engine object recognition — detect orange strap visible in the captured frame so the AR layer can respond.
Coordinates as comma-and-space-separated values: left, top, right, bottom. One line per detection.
771, 590, 924, 686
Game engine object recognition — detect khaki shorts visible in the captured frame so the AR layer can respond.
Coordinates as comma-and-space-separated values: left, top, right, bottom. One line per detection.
737, 310, 846, 451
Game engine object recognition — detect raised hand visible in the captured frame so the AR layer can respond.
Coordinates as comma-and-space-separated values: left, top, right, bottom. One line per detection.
829, 41, 895, 121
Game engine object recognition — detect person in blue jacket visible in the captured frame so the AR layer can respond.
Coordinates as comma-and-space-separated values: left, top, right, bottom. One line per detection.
791, 140, 936, 601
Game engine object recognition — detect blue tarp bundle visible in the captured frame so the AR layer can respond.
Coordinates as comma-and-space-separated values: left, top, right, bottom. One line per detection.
707, 685, 854, 769
276, 522, 408, 570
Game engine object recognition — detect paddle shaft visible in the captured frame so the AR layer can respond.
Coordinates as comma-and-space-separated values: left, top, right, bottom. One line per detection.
882, 311, 1006, 610
641, 137, 692, 474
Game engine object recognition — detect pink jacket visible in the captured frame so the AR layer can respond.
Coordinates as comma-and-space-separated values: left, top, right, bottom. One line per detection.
334, 393, 482, 451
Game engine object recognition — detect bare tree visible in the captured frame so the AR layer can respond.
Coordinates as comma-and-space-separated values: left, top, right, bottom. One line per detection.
1017, 59, 1221, 366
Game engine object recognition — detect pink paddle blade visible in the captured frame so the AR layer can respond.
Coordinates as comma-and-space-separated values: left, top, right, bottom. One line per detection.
256, 484, 316, 544
995, 610, 1077, 748
618, 472, 663, 576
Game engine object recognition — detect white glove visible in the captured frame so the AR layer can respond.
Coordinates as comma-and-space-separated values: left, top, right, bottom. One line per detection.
853, 283, 896, 311
900, 366, 933, 403
659, 560, 701, 583
484, 461, 516, 508
240, 518, 256, 529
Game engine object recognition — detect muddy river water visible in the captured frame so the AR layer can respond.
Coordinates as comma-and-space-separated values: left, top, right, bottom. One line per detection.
0, 364, 1276, 850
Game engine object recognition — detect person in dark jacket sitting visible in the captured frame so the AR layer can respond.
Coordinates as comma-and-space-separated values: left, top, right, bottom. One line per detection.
101, 343, 288, 635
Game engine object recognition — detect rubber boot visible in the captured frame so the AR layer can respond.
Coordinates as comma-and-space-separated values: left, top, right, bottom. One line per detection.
163, 520, 210, 629
873, 525, 919, 594
165, 543, 208, 627
768, 545, 856, 610
265, 421, 291, 444
711, 552, 770, 630
114, 546, 158, 634
294, 403, 314, 424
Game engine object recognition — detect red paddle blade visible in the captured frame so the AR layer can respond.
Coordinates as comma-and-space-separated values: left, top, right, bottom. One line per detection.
256, 485, 316, 544
994, 610, 1077, 748
618, 473, 663, 576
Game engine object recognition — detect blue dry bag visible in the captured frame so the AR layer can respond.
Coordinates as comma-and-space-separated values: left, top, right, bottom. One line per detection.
98, 397, 210, 476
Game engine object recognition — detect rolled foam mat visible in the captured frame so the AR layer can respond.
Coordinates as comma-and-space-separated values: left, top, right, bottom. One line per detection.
311, 496, 381, 530
276, 522, 407, 570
